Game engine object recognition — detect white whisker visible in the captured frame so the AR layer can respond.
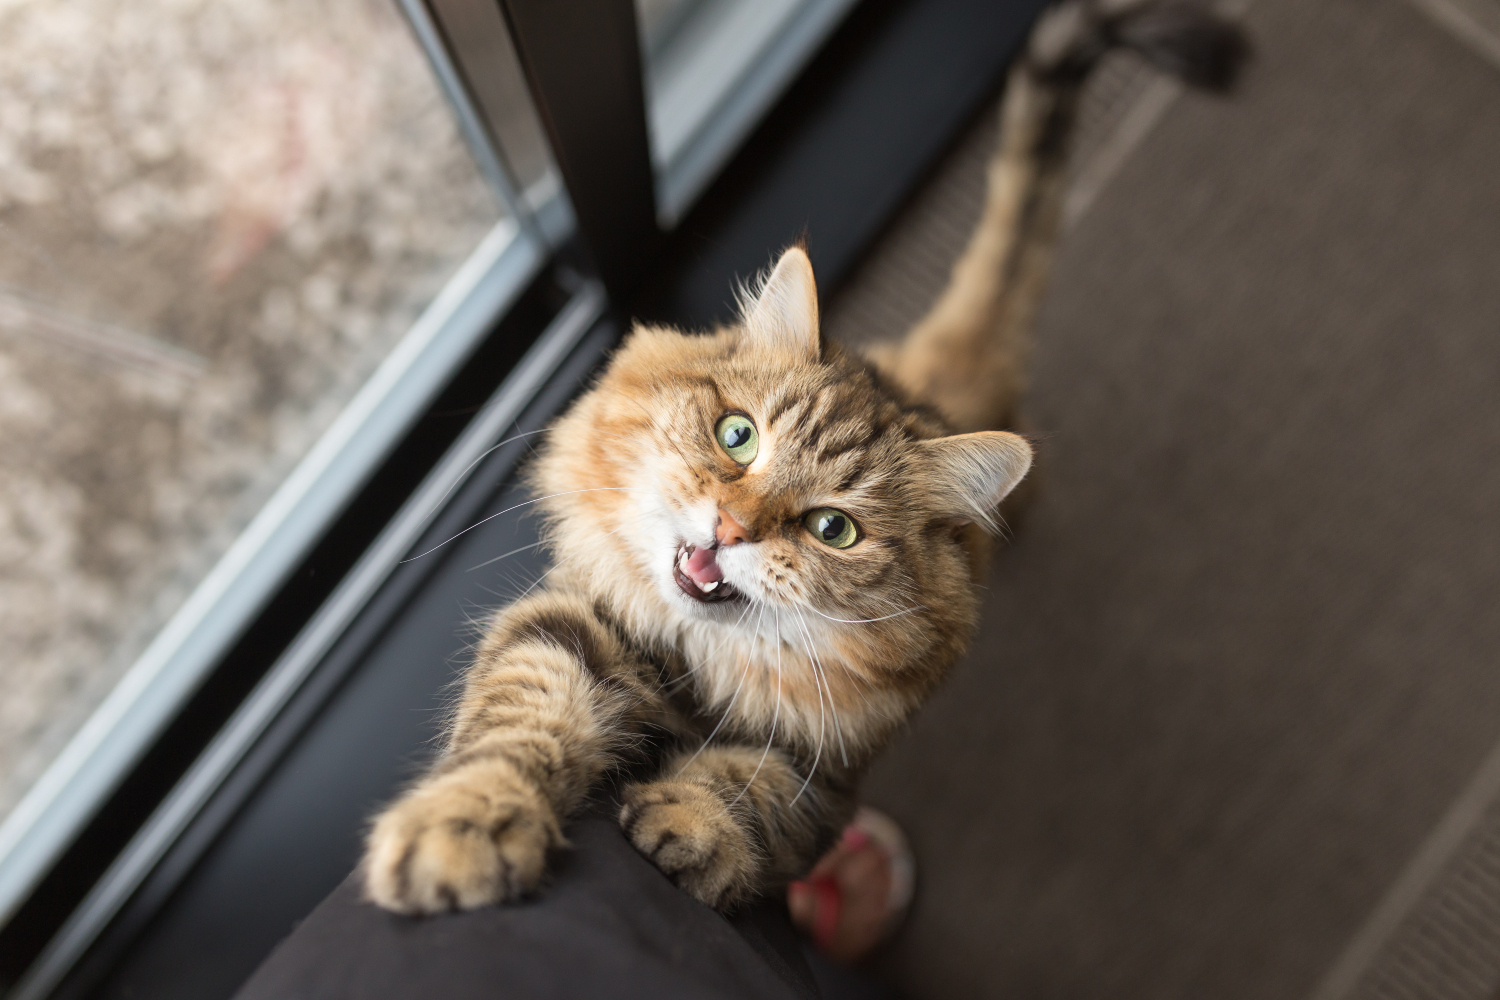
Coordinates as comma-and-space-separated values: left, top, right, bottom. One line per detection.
794, 607, 848, 770
419, 428, 552, 529
464, 540, 545, 573
804, 605, 924, 625
515, 563, 559, 600
677, 603, 765, 772
402, 488, 648, 564
789, 611, 826, 804
666, 598, 756, 693
729, 610, 782, 808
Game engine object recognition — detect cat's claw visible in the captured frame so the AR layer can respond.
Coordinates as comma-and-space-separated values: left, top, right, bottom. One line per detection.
620, 779, 758, 910
363, 776, 560, 914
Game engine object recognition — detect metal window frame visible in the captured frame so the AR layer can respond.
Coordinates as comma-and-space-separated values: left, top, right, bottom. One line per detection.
498, 0, 663, 302
0, 223, 551, 931
0, 0, 917, 990
0, 0, 571, 940
8, 284, 607, 1000
645, 0, 863, 226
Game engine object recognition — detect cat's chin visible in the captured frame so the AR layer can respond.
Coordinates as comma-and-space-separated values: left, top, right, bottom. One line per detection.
672, 542, 743, 606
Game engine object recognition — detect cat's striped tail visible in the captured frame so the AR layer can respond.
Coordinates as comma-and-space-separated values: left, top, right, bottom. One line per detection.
871, 0, 1249, 434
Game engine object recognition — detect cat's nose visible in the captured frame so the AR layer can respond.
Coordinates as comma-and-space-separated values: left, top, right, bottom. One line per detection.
715, 508, 752, 547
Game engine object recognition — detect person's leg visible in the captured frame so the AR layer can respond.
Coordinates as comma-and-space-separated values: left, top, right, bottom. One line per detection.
235, 805, 817, 1000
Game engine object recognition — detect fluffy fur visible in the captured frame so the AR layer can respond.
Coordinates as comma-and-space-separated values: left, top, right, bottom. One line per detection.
363, 0, 1246, 914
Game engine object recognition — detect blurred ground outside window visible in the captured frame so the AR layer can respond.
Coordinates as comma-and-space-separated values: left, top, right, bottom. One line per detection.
0, 0, 502, 827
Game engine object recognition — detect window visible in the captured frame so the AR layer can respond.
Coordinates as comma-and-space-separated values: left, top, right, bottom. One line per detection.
0, 0, 564, 929
636, 0, 860, 223
0, 0, 505, 828
0, 0, 947, 991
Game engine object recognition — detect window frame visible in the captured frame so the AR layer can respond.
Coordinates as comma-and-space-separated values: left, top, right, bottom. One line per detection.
0, 0, 1055, 992
644, 0, 861, 225
10, 284, 608, 1000
0, 0, 575, 968
0, 0, 862, 988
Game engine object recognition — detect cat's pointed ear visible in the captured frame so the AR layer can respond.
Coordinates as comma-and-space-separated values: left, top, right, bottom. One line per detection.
918, 431, 1033, 528
740, 245, 821, 361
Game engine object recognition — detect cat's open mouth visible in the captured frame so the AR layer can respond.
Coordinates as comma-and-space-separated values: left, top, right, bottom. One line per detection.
673, 543, 741, 604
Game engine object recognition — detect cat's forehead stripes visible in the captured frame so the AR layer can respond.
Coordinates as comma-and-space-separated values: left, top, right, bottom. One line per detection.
662, 365, 925, 544
726, 360, 910, 448
772, 384, 881, 448
606, 335, 968, 542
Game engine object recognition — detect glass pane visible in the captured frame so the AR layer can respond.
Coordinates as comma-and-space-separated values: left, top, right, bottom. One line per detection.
0, 0, 502, 823
426, 0, 558, 202
635, 0, 860, 224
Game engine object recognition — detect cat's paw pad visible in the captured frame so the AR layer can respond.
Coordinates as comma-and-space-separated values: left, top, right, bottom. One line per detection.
619, 780, 757, 909
363, 776, 559, 914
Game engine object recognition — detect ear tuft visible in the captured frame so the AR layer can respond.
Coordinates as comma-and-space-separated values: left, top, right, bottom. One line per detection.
739, 246, 820, 361
919, 431, 1033, 529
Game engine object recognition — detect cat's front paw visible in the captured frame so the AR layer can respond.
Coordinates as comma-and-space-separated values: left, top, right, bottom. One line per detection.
620, 779, 759, 909
363, 773, 560, 914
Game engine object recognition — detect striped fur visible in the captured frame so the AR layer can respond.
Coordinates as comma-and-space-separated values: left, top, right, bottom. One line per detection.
363, 0, 1246, 915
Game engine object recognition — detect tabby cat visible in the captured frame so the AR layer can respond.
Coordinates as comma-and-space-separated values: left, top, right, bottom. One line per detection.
363, 0, 1246, 914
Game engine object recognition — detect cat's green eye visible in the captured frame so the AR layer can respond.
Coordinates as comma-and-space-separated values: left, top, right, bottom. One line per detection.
715, 413, 759, 465
804, 508, 858, 549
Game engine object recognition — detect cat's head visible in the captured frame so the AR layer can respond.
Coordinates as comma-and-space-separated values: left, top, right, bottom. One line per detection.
534, 247, 1031, 673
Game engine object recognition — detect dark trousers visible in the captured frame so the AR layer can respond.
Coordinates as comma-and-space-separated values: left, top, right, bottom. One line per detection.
234, 803, 819, 1000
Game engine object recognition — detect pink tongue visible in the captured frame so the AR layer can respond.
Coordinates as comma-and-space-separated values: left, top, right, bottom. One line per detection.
683, 546, 723, 586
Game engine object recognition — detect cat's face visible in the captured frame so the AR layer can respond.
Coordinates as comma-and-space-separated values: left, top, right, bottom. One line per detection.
536, 248, 1030, 662
606, 340, 936, 629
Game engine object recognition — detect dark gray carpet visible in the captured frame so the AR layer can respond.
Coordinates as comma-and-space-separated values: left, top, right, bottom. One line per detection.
822, 0, 1500, 997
